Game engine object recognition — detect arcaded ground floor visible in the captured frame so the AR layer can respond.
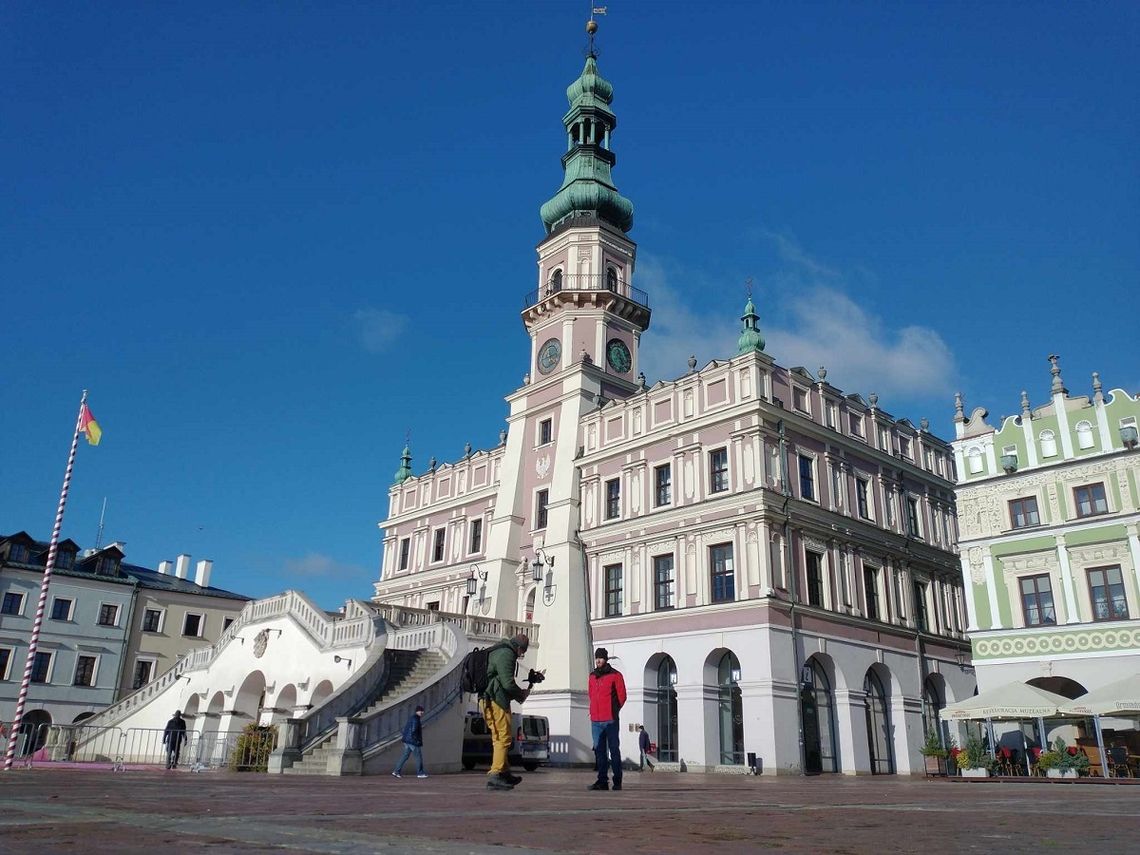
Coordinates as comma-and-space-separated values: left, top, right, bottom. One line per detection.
1, 766, 1137, 854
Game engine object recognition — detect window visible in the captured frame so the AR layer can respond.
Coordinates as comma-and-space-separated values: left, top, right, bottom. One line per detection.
96, 556, 120, 576
549, 269, 563, 293
913, 581, 929, 631
1009, 496, 1040, 529
604, 564, 623, 617
182, 613, 203, 637
849, 413, 863, 438
223, 617, 234, 631
51, 597, 73, 621
539, 418, 552, 445
30, 651, 52, 683
653, 555, 675, 610
906, 497, 921, 537
710, 544, 735, 602
793, 387, 808, 412
431, 528, 446, 562
1074, 483, 1108, 518
1019, 575, 1055, 626
966, 447, 983, 474
606, 266, 618, 293
56, 550, 75, 570
878, 427, 890, 451
805, 552, 824, 607
97, 603, 120, 627
142, 608, 163, 632
9, 544, 29, 563
709, 448, 729, 494
798, 455, 815, 501
132, 659, 154, 689
1039, 429, 1057, 458
1076, 420, 1095, 450
604, 478, 620, 519
856, 478, 871, 519
469, 518, 483, 554
398, 538, 410, 570
654, 464, 672, 507
535, 489, 549, 529
864, 566, 880, 620
1, 592, 24, 615
73, 655, 97, 687
0, 647, 11, 680
900, 437, 912, 460
427, 601, 440, 612
1088, 566, 1129, 621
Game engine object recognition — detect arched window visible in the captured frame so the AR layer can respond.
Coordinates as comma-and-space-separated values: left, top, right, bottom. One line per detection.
1039, 429, 1057, 458
966, 447, 983, 474
801, 657, 838, 773
655, 657, 679, 762
864, 669, 895, 774
549, 269, 563, 294
525, 588, 535, 622
921, 677, 945, 748
1075, 420, 1095, 450
716, 652, 744, 765
606, 266, 619, 293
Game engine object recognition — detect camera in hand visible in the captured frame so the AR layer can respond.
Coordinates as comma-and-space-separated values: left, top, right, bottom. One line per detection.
526, 668, 546, 685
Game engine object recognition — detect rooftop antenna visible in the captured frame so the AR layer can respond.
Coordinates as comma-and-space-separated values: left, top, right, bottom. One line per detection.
587, 5, 607, 56
94, 496, 108, 550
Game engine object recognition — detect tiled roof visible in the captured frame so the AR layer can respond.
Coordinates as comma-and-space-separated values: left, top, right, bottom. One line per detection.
121, 563, 251, 602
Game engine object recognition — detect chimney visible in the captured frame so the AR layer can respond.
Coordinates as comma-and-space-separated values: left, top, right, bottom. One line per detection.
174, 554, 191, 580
158, 560, 172, 576
194, 559, 213, 589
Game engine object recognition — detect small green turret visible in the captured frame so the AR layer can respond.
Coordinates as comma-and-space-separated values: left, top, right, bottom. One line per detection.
393, 444, 413, 485
737, 297, 766, 354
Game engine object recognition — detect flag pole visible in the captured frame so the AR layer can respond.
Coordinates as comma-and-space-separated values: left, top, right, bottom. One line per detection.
3, 390, 88, 771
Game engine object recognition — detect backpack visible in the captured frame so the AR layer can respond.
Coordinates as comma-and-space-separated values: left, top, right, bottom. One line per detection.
461, 641, 510, 696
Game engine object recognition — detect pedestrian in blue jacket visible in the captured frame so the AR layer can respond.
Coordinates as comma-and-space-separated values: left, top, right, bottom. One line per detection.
392, 705, 427, 778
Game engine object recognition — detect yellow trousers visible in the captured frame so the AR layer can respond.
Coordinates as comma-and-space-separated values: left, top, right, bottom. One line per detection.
482, 700, 512, 775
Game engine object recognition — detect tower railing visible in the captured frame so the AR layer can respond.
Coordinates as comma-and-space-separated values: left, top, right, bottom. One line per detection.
523, 274, 648, 310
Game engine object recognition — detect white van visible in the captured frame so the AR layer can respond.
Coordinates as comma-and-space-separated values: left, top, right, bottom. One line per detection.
462, 710, 550, 771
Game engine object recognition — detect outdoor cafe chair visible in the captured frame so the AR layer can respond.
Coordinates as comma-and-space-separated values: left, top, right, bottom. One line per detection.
1107, 746, 1132, 778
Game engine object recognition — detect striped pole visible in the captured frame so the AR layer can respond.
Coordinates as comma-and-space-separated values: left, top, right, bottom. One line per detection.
3, 391, 87, 771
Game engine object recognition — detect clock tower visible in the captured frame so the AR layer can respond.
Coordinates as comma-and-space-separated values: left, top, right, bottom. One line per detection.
479, 40, 651, 762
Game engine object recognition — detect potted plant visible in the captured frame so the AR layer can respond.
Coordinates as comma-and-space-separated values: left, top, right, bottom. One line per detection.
920, 730, 952, 776
1037, 737, 1090, 779
954, 734, 992, 778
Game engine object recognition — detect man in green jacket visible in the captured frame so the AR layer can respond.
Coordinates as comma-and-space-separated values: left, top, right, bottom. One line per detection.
482, 633, 531, 791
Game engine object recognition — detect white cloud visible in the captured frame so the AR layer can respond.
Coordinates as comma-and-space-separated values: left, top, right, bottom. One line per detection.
353, 308, 408, 353
284, 552, 368, 579
634, 233, 957, 404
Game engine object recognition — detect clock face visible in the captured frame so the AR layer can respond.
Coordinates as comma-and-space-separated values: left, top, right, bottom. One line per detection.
606, 339, 632, 374
538, 337, 561, 374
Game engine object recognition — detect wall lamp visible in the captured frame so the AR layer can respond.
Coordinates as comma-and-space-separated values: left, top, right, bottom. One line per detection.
954, 649, 975, 674
334, 655, 353, 669
531, 547, 555, 584
466, 564, 487, 596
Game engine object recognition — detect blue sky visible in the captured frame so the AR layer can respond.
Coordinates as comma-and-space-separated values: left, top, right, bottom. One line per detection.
2, 2, 1136, 609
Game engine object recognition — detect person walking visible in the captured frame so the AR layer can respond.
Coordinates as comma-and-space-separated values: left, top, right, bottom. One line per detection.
392, 705, 428, 778
482, 633, 532, 791
638, 725, 655, 772
163, 710, 187, 770
587, 647, 627, 791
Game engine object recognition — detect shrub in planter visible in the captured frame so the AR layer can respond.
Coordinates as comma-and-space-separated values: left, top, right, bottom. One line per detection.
954, 734, 992, 776
920, 730, 954, 775
1037, 737, 1089, 778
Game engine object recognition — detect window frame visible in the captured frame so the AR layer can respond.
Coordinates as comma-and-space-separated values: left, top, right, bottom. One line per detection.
906, 496, 922, 538
30, 650, 53, 684
1073, 483, 1109, 519
604, 564, 623, 617
1019, 573, 1056, 627
538, 418, 553, 446
864, 566, 880, 621
431, 528, 446, 563
132, 657, 156, 689
805, 551, 825, 607
913, 580, 929, 632
654, 463, 672, 507
709, 448, 729, 494
50, 596, 74, 621
709, 543, 735, 603
398, 537, 411, 571
468, 518, 483, 554
653, 554, 675, 611
0, 646, 14, 680
798, 454, 816, 502
535, 489, 549, 530
1, 591, 25, 616
141, 608, 164, 633
182, 612, 205, 638
97, 602, 120, 627
1087, 565, 1129, 622
856, 478, 871, 520
73, 653, 99, 687
1009, 496, 1041, 529
604, 478, 621, 520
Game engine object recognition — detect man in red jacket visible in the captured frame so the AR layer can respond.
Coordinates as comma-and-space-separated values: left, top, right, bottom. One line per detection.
586, 647, 627, 791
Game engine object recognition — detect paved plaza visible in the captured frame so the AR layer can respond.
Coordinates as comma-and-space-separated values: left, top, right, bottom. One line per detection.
1, 767, 1137, 854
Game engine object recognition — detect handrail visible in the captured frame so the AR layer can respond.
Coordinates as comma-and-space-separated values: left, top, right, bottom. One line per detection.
523, 273, 648, 311
373, 604, 539, 647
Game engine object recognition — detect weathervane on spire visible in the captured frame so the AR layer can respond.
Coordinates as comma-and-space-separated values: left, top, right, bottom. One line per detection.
745, 276, 754, 298
587, 5, 607, 56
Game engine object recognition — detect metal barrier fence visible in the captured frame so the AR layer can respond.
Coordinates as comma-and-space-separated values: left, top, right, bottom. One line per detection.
0, 722, 275, 771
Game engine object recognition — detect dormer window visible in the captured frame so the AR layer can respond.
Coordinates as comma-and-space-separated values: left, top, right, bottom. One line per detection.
96, 556, 120, 576
8, 544, 29, 564
56, 550, 76, 571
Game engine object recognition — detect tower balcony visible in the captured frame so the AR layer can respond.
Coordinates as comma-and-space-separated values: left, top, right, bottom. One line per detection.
522, 273, 650, 329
